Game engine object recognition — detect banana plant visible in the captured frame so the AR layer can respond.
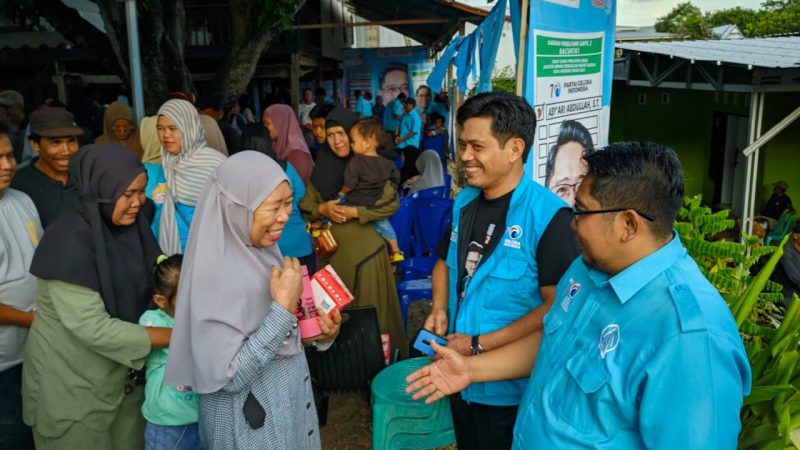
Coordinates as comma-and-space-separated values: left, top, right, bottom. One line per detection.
675, 195, 799, 449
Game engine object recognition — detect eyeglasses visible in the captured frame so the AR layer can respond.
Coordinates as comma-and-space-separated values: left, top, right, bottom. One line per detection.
382, 84, 408, 96
572, 206, 656, 222
550, 182, 581, 200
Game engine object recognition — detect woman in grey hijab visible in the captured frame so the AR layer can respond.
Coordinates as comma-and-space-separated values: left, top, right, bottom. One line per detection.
165, 151, 339, 449
407, 149, 445, 193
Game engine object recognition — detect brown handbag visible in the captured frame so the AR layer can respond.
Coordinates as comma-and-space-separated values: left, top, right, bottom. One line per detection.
308, 221, 338, 259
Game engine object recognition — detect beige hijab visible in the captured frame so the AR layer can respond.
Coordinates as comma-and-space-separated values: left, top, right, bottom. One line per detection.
139, 116, 161, 163
95, 102, 145, 159
199, 114, 229, 156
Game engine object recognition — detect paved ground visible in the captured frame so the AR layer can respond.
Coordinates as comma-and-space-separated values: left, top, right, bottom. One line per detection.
320, 300, 457, 450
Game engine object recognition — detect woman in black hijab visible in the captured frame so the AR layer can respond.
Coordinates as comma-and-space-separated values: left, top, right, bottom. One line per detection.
22, 144, 170, 450
300, 107, 406, 358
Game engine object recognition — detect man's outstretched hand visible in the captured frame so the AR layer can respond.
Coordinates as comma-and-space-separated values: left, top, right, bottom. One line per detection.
405, 341, 472, 404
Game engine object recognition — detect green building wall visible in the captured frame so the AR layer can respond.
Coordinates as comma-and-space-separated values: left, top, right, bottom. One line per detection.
609, 81, 799, 212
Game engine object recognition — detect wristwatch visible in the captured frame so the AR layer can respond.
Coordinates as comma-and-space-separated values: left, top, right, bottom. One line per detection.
470, 334, 486, 355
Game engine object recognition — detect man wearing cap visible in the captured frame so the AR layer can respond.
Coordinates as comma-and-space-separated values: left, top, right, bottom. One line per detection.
395, 97, 422, 181
0, 90, 26, 162
11, 107, 82, 229
761, 180, 795, 221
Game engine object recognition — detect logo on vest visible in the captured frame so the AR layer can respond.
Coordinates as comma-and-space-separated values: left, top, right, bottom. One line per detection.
503, 225, 523, 249
598, 324, 620, 359
560, 282, 581, 312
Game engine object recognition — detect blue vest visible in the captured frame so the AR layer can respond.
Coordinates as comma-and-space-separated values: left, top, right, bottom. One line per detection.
446, 175, 564, 406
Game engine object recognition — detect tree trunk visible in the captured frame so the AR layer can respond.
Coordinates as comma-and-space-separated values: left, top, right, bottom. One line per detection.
214, 0, 307, 110
137, 0, 195, 114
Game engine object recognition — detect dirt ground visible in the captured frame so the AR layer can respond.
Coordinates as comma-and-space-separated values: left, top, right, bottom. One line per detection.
320, 300, 457, 450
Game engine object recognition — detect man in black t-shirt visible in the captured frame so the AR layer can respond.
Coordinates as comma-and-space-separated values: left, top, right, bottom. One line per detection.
11, 107, 82, 229
422, 92, 578, 450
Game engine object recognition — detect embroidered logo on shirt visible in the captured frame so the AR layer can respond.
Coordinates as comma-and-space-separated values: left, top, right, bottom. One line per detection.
151, 182, 169, 205
598, 324, 620, 359
561, 282, 581, 312
503, 225, 523, 249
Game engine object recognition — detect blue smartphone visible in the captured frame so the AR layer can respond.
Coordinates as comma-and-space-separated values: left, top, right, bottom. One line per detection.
414, 329, 449, 357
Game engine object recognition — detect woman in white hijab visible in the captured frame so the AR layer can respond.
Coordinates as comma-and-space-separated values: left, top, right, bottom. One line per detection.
407, 149, 444, 193
165, 151, 340, 449
152, 99, 227, 254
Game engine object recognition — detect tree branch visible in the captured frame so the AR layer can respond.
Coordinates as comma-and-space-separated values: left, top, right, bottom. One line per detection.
31, 0, 128, 83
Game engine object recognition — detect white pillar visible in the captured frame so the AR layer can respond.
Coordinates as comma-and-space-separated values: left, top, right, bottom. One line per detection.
125, 0, 145, 124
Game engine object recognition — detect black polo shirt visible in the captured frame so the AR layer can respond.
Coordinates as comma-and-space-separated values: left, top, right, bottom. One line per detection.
11, 159, 79, 229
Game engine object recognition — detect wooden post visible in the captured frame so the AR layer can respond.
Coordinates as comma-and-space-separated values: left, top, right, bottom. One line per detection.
515, 0, 529, 96
290, 53, 300, 114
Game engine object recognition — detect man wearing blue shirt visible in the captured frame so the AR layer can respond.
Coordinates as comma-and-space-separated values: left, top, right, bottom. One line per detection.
395, 98, 421, 149
409, 142, 752, 449
383, 93, 405, 138
354, 91, 373, 119
395, 98, 423, 182
421, 92, 578, 450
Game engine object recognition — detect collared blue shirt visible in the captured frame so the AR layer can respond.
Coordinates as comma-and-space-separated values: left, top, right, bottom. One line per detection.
513, 235, 751, 449
383, 99, 403, 132
397, 109, 421, 149
355, 97, 372, 118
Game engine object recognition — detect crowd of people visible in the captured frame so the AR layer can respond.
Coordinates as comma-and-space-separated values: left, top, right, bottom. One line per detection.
0, 84, 766, 450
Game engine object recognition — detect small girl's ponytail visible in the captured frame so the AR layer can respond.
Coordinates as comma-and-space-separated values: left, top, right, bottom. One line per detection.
153, 254, 184, 299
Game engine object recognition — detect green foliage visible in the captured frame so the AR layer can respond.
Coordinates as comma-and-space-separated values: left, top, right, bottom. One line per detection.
491, 66, 516, 94
656, 0, 800, 39
676, 195, 800, 449
257, 0, 305, 32
705, 6, 757, 31
744, 0, 800, 37
654, 2, 710, 39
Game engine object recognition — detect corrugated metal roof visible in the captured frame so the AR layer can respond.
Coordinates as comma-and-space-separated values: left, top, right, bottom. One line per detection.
341, 0, 486, 51
0, 31, 68, 50
710, 24, 743, 40
617, 37, 800, 69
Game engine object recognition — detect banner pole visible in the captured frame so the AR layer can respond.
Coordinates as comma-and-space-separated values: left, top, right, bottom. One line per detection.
515, 0, 529, 96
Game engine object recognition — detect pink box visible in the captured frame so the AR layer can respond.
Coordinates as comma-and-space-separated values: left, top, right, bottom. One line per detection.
295, 266, 322, 339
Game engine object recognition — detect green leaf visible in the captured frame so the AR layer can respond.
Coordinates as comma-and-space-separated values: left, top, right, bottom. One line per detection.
745, 385, 797, 405
741, 320, 778, 339
740, 422, 779, 448
734, 234, 791, 326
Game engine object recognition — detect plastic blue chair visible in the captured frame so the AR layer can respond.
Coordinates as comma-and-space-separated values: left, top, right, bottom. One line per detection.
412, 198, 453, 257
765, 211, 795, 246
422, 134, 445, 162
410, 186, 447, 199
399, 256, 438, 281
389, 196, 416, 256
371, 358, 456, 450
396, 278, 432, 327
